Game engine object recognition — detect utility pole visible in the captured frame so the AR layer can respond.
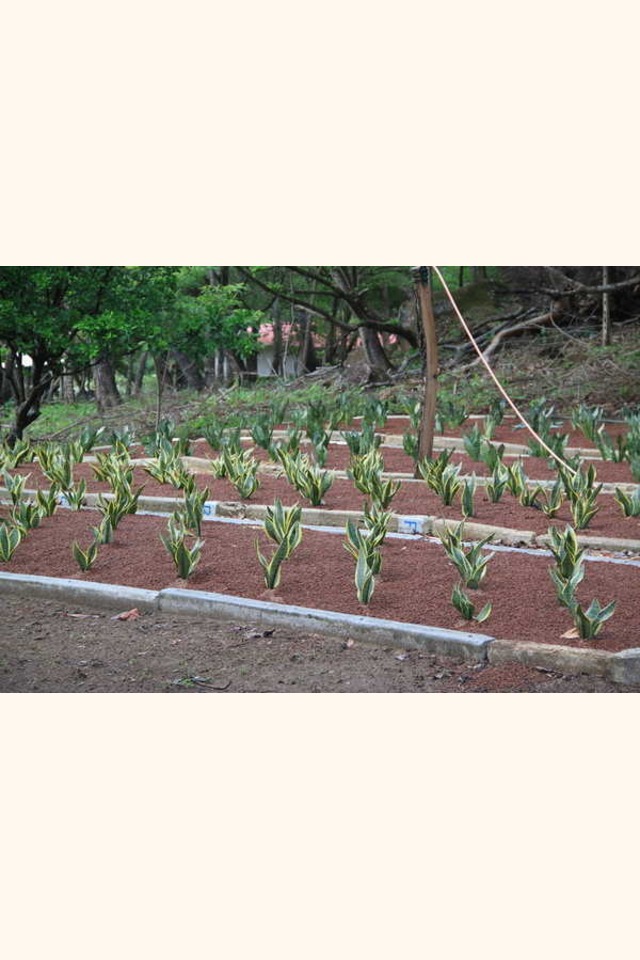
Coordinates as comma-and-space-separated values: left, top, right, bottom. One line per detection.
411, 266, 439, 470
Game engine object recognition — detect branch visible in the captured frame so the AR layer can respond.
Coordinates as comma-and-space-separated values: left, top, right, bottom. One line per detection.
238, 267, 418, 349
465, 308, 559, 368
540, 268, 640, 297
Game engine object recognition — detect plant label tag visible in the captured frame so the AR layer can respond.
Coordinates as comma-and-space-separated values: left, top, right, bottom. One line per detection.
397, 516, 424, 535
203, 501, 218, 519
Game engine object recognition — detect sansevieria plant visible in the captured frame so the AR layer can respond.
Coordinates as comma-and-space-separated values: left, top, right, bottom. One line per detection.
161, 518, 204, 580
263, 500, 303, 553
354, 543, 376, 605
451, 583, 492, 623
72, 539, 99, 571
615, 486, 640, 517
256, 513, 302, 588
438, 523, 495, 589
0, 523, 22, 561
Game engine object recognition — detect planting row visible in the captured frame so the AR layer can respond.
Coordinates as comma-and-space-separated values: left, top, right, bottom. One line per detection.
3, 435, 640, 541
2, 498, 639, 653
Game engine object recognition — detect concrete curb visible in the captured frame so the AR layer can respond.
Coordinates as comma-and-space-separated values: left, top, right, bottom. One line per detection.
156, 587, 493, 660
2, 570, 639, 683
3, 485, 640, 553
0, 571, 159, 610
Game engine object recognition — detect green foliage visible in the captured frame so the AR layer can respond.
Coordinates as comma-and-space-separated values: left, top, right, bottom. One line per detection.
271, 428, 303, 462
161, 516, 204, 580
539, 480, 565, 518
354, 544, 376, 605
402, 432, 419, 462
461, 476, 476, 518
486, 465, 508, 503
615, 486, 640, 517
595, 430, 628, 462
418, 459, 462, 506
349, 450, 384, 496
451, 583, 492, 623
92, 516, 114, 544
343, 517, 385, 576
276, 451, 334, 506
0, 439, 34, 469
341, 424, 382, 457
527, 431, 569, 459
143, 445, 184, 486
35, 487, 59, 517
416, 448, 454, 490
310, 429, 332, 467
182, 486, 210, 536
0, 523, 22, 561
65, 480, 87, 510
38, 445, 75, 492
77, 424, 106, 453
201, 422, 240, 453
362, 398, 389, 429
505, 461, 527, 500
436, 396, 469, 431
558, 463, 602, 529
220, 449, 260, 499
462, 425, 486, 460
250, 415, 275, 453
571, 403, 605, 442
11, 501, 41, 534
549, 563, 585, 611
438, 523, 495, 589
255, 537, 290, 590
72, 539, 99, 571
571, 599, 617, 639
92, 449, 134, 489
3, 470, 29, 505
263, 500, 303, 556
95, 482, 141, 530
479, 441, 505, 471
547, 525, 584, 583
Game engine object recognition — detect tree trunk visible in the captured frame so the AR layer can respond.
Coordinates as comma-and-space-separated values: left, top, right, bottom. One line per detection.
359, 325, 393, 381
169, 348, 204, 391
60, 372, 75, 403
272, 311, 283, 376
300, 313, 318, 373
94, 357, 122, 413
132, 351, 149, 397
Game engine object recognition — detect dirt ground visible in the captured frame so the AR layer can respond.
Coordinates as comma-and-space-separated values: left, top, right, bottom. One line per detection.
1, 595, 637, 693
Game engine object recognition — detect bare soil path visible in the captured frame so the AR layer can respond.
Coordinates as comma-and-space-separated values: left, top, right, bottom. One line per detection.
1, 595, 638, 693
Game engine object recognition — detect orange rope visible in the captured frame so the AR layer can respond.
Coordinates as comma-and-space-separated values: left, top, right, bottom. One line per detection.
431, 265, 577, 475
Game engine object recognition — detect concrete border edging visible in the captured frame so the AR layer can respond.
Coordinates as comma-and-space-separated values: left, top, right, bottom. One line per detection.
2, 571, 640, 685
0, 571, 159, 610
156, 587, 493, 661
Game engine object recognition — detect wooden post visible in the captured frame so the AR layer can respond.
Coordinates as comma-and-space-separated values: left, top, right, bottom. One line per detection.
602, 265, 611, 346
411, 266, 439, 471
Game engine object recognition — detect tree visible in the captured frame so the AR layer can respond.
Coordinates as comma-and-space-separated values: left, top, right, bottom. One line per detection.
0, 266, 177, 441
236, 266, 418, 381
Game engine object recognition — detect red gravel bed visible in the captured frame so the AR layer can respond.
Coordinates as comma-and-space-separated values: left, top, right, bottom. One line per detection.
2, 509, 639, 653
6, 460, 640, 541
185, 437, 639, 484
341, 415, 630, 447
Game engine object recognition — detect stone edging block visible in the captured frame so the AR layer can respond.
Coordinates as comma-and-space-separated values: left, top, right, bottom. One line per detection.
1, 571, 639, 684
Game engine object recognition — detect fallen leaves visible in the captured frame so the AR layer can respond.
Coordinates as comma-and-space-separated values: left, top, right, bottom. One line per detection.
111, 608, 140, 621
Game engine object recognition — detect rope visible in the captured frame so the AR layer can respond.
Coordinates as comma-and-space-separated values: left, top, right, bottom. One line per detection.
431, 265, 577, 475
